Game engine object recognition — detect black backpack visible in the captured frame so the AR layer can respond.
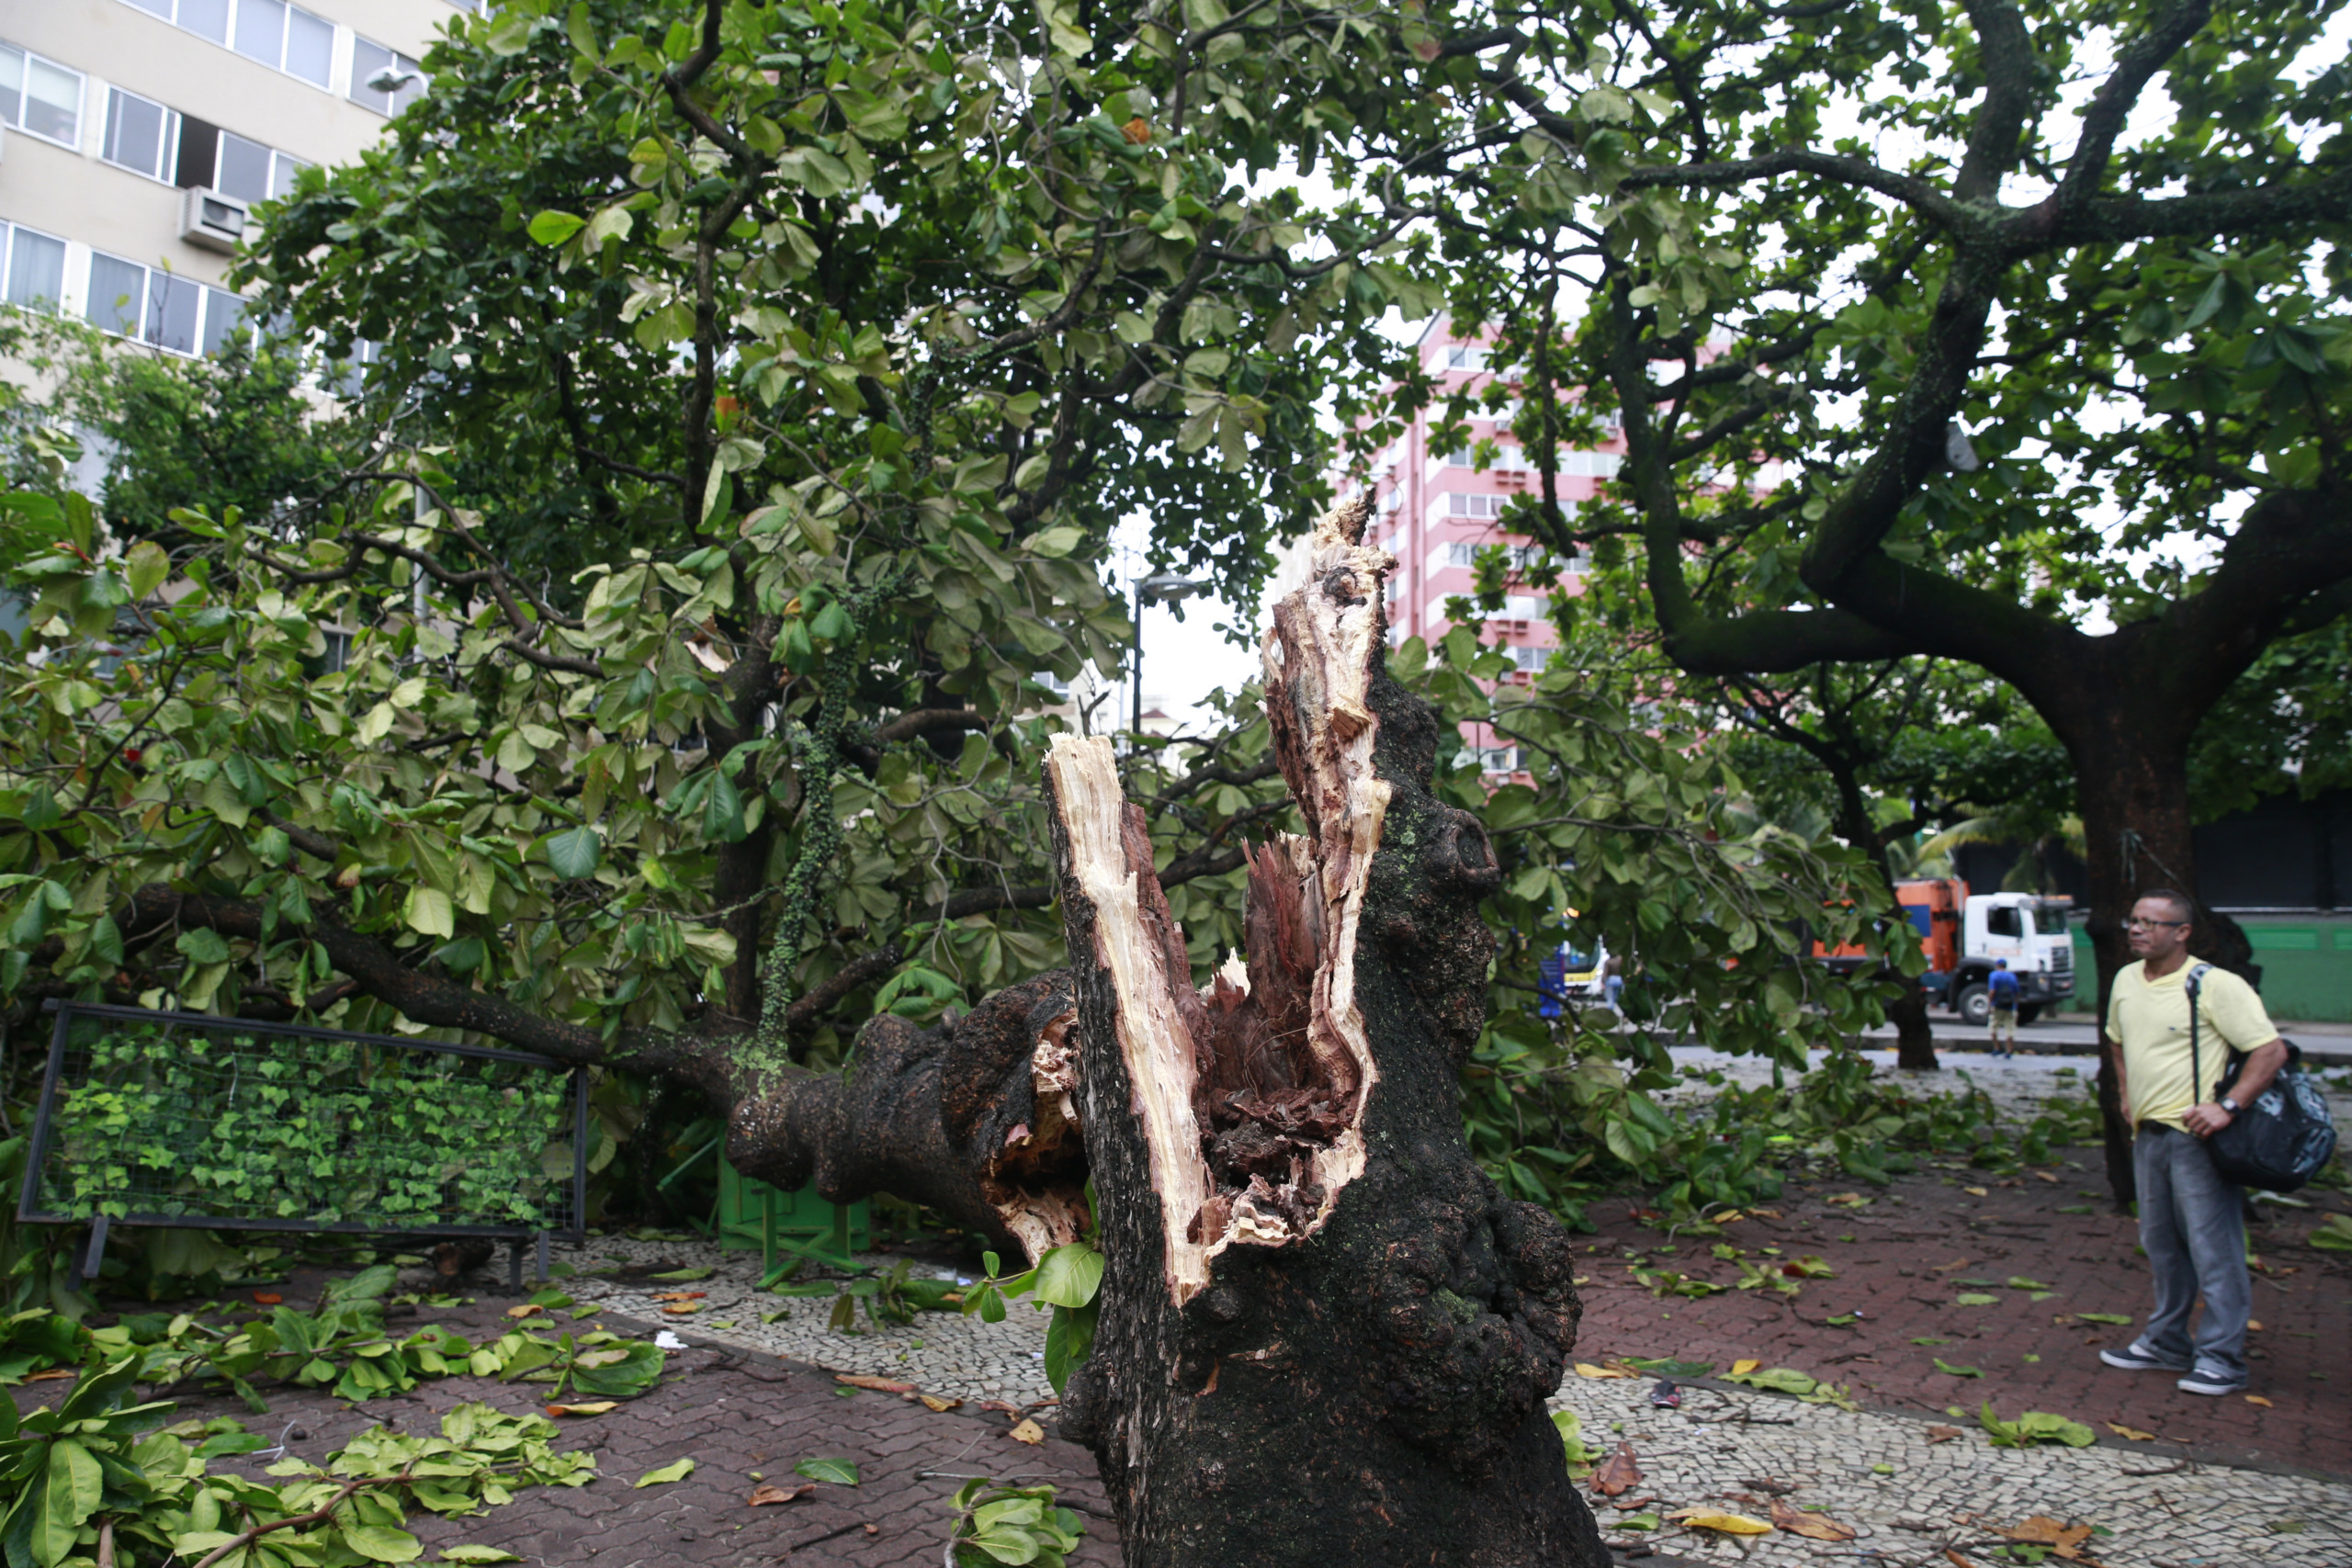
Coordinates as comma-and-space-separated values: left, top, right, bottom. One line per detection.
2185, 964, 2339, 1193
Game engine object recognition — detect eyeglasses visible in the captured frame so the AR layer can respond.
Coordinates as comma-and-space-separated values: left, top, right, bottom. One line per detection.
2124, 917, 2188, 931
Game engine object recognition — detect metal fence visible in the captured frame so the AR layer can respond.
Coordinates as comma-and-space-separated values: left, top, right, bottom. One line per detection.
22, 1001, 586, 1277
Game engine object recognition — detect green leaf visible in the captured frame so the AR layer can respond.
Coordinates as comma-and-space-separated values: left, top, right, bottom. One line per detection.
125, 540, 170, 599
1954, 1292, 1996, 1306
343, 1525, 425, 1562
541, 826, 602, 879
635, 1458, 695, 1487
2075, 1312, 2133, 1325
1030, 1243, 1102, 1308
403, 886, 456, 939
1933, 1359, 1984, 1378
1023, 526, 1085, 558
527, 210, 587, 246
793, 1457, 858, 1485
439, 1551, 525, 1564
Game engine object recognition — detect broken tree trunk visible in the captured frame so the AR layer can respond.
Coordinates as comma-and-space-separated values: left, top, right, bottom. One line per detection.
1044, 501, 1606, 1568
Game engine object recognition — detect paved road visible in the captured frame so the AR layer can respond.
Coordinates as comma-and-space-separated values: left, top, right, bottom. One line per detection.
1853, 1010, 2352, 1064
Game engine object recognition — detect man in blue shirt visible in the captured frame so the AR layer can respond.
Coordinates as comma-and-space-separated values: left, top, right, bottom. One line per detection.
1986, 960, 2021, 1056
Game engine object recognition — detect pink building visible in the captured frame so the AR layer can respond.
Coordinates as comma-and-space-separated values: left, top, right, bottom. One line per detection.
1333, 325, 1625, 775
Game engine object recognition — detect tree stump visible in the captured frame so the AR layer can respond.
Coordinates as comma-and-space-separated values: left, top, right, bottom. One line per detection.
1044, 500, 1606, 1567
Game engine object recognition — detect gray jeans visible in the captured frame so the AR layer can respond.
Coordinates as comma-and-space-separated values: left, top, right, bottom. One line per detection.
2133, 1124, 2249, 1380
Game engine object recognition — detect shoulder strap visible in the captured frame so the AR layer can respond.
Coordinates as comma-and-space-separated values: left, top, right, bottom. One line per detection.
2185, 963, 2213, 1100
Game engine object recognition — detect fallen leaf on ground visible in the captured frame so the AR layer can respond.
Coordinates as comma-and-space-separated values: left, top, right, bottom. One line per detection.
2246, 1319, 2264, 1331
1730, 1358, 1761, 1376
649, 1266, 715, 1281
1955, 1292, 1997, 1306
794, 1458, 859, 1485
1747, 1208, 1781, 1219
661, 1303, 701, 1315
1667, 1510, 1771, 1536
1926, 1425, 1963, 1443
1943, 1551, 1977, 1568
919, 1394, 962, 1412
635, 1458, 695, 1487
1574, 1362, 1632, 1379
1933, 1259, 1971, 1271
2246, 1394, 2274, 1408
22, 1371, 74, 1383
1935, 1359, 1984, 1378
2075, 1313, 2132, 1325
1008, 1418, 1046, 1445
650, 1291, 707, 1302
2033, 1171, 2058, 1182
1593, 1442, 1643, 1497
2106, 1422, 2157, 1441
979, 1400, 1021, 1414
836, 1374, 917, 1393
505, 1304, 543, 1318
1770, 1498, 1856, 1542
1964, 1187, 1989, 1197
252, 1292, 284, 1305
546, 1402, 617, 1416
747, 1483, 815, 1506
2007, 1517, 2093, 1554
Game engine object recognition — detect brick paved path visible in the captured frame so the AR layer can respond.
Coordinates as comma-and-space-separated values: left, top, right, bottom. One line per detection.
1564, 1146, 2352, 1479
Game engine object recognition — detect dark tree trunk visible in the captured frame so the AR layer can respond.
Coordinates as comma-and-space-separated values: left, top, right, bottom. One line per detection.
1886, 978, 1937, 1070
2069, 716, 2258, 1210
1045, 506, 1606, 1568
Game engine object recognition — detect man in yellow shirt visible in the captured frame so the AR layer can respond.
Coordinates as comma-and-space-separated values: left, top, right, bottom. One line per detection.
2098, 890, 2288, 1396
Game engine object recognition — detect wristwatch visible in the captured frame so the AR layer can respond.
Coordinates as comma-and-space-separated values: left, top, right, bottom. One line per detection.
2219, 1096, 2242, 1115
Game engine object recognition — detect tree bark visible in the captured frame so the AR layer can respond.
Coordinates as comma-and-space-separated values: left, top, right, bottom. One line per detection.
1886, 978, 1937, 1071
1043, 503, 1605, 1568
2067, 711, 2257, 1209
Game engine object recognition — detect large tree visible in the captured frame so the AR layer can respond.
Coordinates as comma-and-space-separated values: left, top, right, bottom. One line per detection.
0, 2, 1894, 1559
1379, 0, 2352, 1201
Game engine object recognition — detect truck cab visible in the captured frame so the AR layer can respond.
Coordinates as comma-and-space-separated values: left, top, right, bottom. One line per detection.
1941, 891, 2076, 1024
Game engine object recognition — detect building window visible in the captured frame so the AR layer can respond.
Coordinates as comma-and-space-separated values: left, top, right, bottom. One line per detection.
0, 42, 85, 148
1473, 746, 1521, 774
186, 120, 311, 201
85, 250, 247, 357
1443, 346, 1488, 370
103, 86, 178, 181
1447, 492, 1504, 518
349, 39, 426, 117
1442, 541, 1549, 573
1, 222, 69, 311
232, 0, 334, 88
1510, 644, 1550, 672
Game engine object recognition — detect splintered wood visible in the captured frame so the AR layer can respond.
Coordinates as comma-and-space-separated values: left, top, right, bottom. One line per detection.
981, 1005, 1088, 1262
1046, 499, 1391, 1303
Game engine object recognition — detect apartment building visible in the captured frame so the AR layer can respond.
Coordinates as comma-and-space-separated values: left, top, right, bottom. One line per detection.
0, 0, 469, 357
1332, 323, 1624, 775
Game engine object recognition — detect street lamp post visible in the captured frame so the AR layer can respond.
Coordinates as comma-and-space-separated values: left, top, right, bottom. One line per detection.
1131, 572, 1213, 736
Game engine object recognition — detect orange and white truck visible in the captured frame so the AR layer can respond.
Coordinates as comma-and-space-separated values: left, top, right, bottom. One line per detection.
1817, 878, 2077, 1024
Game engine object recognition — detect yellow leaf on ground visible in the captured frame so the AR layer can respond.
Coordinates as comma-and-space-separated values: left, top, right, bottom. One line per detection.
2105, 1422, 2157, 1441
1730, 1359, 1761, 1377
1926, 1425, 1963, 1443
505, 1304, 543, 1318
2032, 1171, 2058, 1182
1770, 1498, 1856, 1541
2246, 1320, 2264, 1332
2245, 1394, 2274, 1408
661, 1303, 701, 1315
546, 1402, 618, 1416
747, 1483, 814, 1506
919, 1394, 962, 1413
22, 1371, 74, 1383
1716, 1211, 1745, 1224
1667, 1510, 1771, 1535
1964, 1187, 1989, 1197
1575, 1362, 1632, 1379
1008, 1418, 1045, 1445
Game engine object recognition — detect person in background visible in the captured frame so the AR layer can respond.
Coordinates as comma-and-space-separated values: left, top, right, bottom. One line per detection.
2098, 889, 2288, 1397
1603, 953, 1624, 1013
1986, 958, 2021, 1056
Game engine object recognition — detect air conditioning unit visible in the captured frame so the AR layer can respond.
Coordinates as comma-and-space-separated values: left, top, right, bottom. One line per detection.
179, 186, 248, 254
